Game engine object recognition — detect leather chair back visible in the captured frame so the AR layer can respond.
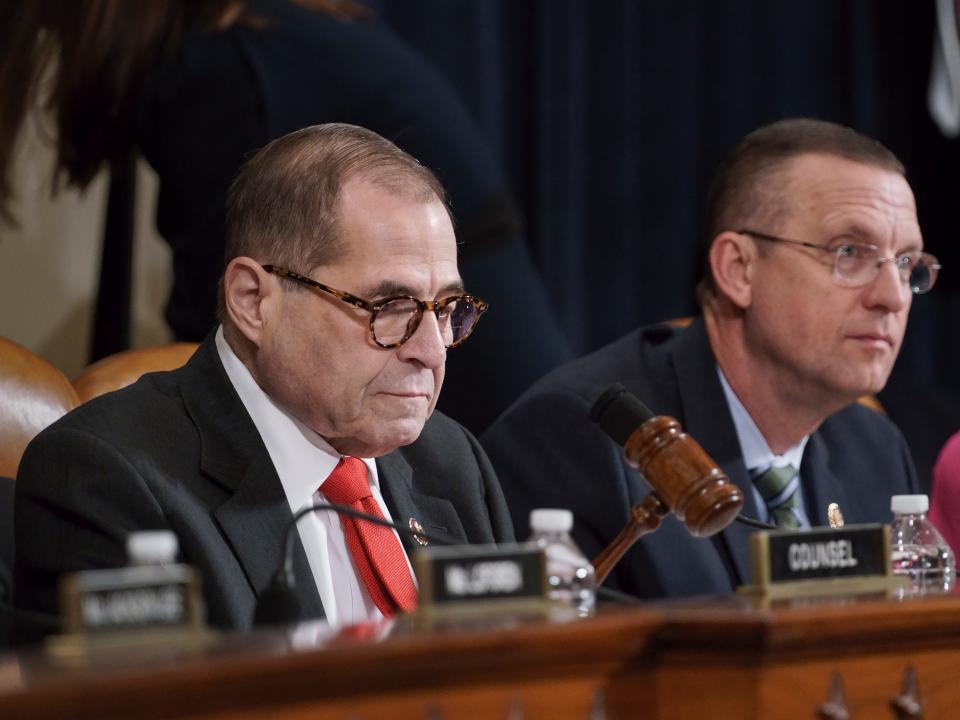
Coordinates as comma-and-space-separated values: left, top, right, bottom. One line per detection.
0, 337, 80, 478
73, 343, 198, 403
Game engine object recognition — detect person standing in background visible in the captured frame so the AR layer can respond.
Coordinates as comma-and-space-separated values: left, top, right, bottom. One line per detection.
0, 0, 570, 433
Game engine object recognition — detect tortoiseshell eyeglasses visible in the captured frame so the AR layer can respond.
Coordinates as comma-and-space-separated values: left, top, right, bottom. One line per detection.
262, 265, 488, 349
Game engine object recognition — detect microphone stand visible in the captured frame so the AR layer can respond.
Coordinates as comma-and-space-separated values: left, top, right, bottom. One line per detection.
255, 502, 453, 627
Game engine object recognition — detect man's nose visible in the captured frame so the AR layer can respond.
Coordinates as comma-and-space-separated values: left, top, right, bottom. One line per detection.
863, 258, 911, 312
396, 311, 447, 368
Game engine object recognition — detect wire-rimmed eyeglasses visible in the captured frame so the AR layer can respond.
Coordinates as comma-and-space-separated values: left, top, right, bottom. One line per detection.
739, 229, 941, 295
262, 265, 488, 348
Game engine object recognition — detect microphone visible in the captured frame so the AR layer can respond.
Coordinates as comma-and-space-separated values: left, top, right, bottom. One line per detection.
589, 384, 748, 584
254, 502, 454, 627
590, 385, 776, 530
591, 383, 745, 535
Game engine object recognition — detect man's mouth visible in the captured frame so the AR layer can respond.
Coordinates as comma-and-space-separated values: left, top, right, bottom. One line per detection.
847, 332, 894, 349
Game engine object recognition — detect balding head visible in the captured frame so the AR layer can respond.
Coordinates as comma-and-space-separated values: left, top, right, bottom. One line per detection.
697, 118, 905, 307
218, 123, 450, 322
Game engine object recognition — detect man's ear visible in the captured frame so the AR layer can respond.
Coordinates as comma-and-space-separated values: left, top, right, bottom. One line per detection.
708, 231, 756, 311
223, 257, 274, 347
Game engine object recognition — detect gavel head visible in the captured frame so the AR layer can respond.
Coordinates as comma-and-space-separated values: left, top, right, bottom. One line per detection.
591, 384, 744, 537
625, 416, 743, 536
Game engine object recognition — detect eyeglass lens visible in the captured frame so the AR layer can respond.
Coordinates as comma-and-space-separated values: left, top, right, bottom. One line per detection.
373, 297, 481, 347
834, 245, 938, 293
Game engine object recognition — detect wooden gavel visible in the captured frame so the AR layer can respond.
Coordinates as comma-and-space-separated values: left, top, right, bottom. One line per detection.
590, 385, 745, 585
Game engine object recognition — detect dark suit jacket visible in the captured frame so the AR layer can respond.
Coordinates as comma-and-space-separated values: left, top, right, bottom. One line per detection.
482, 318, 918, 599
0, 475, 13, 648
14, 337, 514, 635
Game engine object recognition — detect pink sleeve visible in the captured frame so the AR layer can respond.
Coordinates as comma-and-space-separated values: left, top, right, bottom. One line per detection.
930, 431, 960, 553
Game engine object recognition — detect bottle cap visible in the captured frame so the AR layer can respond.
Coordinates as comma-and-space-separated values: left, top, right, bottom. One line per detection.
529, 508, 574, 533
127, 530, 179, 565
891, 494, 929, 514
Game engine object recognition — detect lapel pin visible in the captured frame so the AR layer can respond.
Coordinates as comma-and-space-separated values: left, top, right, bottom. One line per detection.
409, 517, 428, 546
827, 502, 845, 529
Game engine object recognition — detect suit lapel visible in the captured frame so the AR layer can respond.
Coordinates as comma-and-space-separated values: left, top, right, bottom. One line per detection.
670, 318, 757, 587
180, 336, 325, 620
800, 432, 849, 527
377, 451, 467, 557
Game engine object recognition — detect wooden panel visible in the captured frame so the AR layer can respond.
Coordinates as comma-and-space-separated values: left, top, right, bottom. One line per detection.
196, 678, 602, 720
758, 648, 960, 720
0, 610, 659, 720
5, 596, 960, 719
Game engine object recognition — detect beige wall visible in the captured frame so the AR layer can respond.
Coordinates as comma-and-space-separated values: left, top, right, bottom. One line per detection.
0, 119, 172, 379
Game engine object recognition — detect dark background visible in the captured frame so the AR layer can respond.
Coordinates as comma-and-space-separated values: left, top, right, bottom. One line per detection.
366, 0, 959, 378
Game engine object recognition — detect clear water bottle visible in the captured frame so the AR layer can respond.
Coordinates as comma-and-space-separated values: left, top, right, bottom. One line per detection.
890, 494, 956, 596
528, 509, 597, 614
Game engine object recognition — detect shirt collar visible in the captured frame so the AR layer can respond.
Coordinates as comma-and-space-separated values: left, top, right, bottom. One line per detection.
215, 326, 379, 511
716, 366, 808, 472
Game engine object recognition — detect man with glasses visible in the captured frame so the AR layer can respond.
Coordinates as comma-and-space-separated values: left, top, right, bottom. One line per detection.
15, 124, 513, 635
483, 118, 929, 599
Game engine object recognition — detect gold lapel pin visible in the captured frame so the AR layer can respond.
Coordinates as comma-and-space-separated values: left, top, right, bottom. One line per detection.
409, 517, 428, 546
827, 503, 845, 529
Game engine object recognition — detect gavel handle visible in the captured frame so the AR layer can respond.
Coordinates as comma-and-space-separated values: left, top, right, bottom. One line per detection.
592, 492, 670, 586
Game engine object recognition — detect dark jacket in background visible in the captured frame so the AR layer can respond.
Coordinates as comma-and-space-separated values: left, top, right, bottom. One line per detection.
136, 0, 569, 433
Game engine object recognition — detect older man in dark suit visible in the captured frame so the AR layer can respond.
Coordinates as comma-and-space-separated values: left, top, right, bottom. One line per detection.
483, 118, 934, 599
15, 123, 513, 635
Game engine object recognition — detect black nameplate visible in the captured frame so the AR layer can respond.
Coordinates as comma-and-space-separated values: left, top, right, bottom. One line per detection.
60, 564, 204, 634
752, 523, 890, 586
80, 583, 188, 631
414, 544, 546, 609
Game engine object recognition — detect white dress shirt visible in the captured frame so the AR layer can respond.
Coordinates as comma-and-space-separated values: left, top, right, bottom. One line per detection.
215, 327, 410, 627
717, 367, 811, 529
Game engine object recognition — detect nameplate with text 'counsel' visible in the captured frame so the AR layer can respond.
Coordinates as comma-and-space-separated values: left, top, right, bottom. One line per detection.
742, 523, 901, 598
414, 544, 547, 614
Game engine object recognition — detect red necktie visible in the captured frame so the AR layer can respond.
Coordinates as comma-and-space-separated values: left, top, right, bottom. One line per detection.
321, 456, 418, 616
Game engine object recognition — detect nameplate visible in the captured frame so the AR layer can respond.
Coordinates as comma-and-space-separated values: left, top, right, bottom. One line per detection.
747, 523, 891, 592
59, 564, 204, 635
414, 544, 546, 612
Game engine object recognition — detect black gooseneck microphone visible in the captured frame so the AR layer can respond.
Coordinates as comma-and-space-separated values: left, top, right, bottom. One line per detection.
589, 384, 655, 445
254, 502, 455, 627
590, 383, 775, 532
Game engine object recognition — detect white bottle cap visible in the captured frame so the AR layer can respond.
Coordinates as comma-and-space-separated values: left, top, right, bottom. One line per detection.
891, 494, 929, 514
530, 508, 574, 533
127, 530, 179, 565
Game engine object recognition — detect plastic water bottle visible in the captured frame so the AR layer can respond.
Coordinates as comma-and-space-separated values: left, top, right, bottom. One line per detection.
527, 509, 597, 614
890, 494, 956, 596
